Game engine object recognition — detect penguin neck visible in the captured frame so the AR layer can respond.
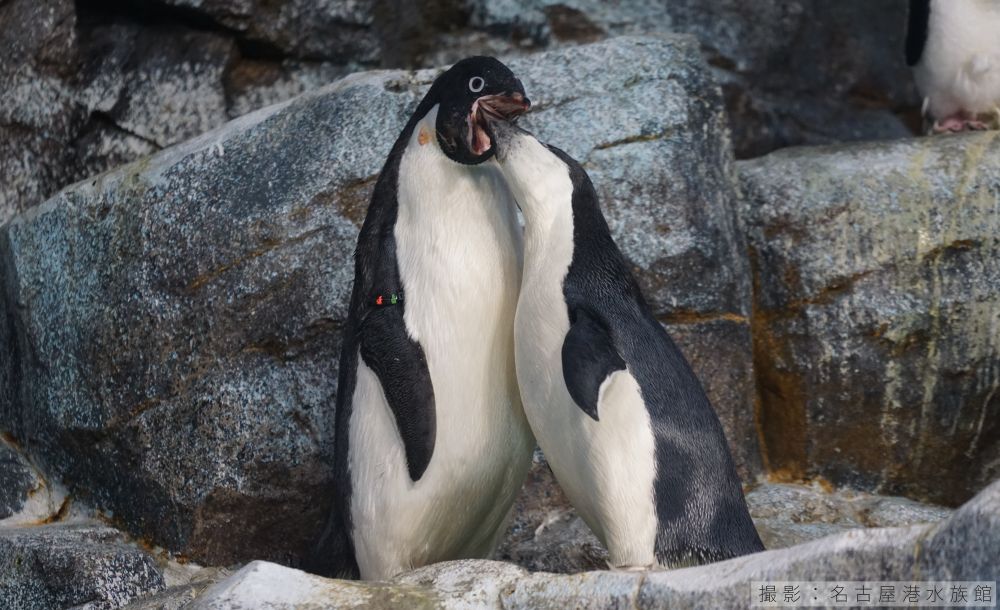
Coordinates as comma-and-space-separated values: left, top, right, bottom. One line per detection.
499, 134, 574, 239
498, 134, 576, 279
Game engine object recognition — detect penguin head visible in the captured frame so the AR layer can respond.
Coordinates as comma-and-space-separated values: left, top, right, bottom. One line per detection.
424, 57, 530, 165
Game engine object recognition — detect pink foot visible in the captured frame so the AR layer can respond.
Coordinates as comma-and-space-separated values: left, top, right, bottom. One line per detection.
932, 115, 966, 133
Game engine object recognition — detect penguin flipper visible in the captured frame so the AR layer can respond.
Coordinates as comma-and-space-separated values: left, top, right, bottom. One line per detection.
359, 305, 436, 481
561, 308, 626, 421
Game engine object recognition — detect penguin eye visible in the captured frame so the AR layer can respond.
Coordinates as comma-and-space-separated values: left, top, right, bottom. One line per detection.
468, 76, 485, 93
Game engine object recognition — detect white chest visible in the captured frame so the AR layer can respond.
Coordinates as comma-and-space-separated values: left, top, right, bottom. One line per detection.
347, 107, 533, 579
515, 205, 575, 402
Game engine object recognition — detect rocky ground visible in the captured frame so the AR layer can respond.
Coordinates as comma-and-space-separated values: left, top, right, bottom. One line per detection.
1, 1, 997, 609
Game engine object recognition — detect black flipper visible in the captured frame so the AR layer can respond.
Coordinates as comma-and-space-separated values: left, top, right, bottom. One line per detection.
906, 0, 930, 66
561, 307, 626, 421
359, 302, 435, 481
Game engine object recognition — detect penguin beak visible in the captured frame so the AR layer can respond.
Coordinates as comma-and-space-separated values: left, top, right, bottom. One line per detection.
468, 93, 530, 157
478, 92, 531, 120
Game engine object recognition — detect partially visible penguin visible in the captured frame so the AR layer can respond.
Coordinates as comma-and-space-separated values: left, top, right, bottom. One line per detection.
488, 120, 764, 569
907, 0, 1000, 132
333, 58, 536, 580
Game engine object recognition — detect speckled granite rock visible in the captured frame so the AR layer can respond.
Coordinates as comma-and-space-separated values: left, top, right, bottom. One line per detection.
0, 523, 164, 610
0, 0, 237, 225
746, 482, 951, 550
498, 475, 953, 574
495, 451, 607, 573
127, 480, 998, 609
0, 438, 40, 521
0, 36, 758, 569
461, 0, 920, 157
740, 132, 1000, 506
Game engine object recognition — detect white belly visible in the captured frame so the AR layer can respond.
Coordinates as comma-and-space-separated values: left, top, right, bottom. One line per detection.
514, 207, 659, 569
917, 0, 1000, 117
348, 107, 533, 580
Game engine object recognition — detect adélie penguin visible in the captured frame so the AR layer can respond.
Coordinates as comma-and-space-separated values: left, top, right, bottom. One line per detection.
488, 119, 764, 569
333, 58, 536, 580
907, 0, 1000, 132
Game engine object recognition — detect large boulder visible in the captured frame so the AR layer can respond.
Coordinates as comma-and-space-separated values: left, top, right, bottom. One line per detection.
0, 35, 758, 567
0, 0, 238, 225
125, 479, 999, 609
740, 132, 1000, 506
0, 523, 165, 609
1, 0, 919, 225
462, 0, 920, 157
0, 438, 41, 521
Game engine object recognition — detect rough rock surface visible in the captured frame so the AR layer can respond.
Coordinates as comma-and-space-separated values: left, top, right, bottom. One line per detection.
0, 437, 40, 520
740, 132, 1000, 506
462, 0, 920, 157
125, 480, 998, 609
498, 469, 952, 574
746, 482, 951, 550
1, 0, 921, 224
0, 36, 757, 567
0, 0, 235, 225
0, 523, 165, 610
494, 451, 607, 573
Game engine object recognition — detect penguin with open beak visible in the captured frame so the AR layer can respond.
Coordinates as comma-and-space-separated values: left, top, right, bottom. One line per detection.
907, 0, 1000, 132
488, 119, 764, 569
333, 57, 535, 580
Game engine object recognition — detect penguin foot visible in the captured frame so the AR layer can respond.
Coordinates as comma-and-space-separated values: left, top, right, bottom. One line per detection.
931, 115, 968, 133
932, 112, 998, 134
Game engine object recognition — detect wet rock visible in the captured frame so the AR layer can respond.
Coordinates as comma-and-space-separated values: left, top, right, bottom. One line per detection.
0, 523, 165, 610
740, 132, 1000, 506
0, 35, 758, 567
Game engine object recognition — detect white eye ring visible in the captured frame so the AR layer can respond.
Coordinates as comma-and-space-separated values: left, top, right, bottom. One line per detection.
469, 76, 485, 93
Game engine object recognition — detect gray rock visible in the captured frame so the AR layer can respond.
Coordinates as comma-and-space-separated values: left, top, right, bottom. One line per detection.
160, 0, 380, 63
1, 0, 920, 226
0, 35, 758, 567
0, 523, 165, 610
460, 0, 920, 158
139, 480, 1000, 609
0, 0, 238, 225
0, 437, 41, 520
495, 451, 607, 573
746, 482, 951, 550
740, 132, 1000, 506
123, 566, 231, 610
189, 560, 438, 609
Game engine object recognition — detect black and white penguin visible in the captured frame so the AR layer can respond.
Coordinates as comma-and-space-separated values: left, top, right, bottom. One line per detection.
907, 0, 1000, 132
333, 58, 536, 580
489, 121, 764, 569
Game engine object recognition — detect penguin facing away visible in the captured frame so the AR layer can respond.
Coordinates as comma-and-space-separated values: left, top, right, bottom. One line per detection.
489, 120, 764, 569
333, 58, 536, 580
907, 0, 1000, 132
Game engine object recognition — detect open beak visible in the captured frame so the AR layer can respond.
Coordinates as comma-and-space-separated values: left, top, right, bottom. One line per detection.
468, 92, 531, 156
